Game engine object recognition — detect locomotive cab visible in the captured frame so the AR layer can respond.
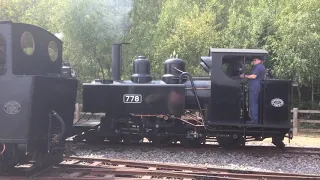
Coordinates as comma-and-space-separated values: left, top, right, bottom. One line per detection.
0, 21, 78, 171
204, 48, 293, 149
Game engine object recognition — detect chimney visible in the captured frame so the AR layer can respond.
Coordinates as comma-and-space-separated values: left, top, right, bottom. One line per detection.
111, 43, 129, 81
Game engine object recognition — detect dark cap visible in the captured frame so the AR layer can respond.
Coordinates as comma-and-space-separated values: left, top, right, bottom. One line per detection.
252, 56, 265, 61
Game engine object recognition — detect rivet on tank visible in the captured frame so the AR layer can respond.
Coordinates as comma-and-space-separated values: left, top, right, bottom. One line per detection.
131, 55, 152, 83
162, 58, 186, 84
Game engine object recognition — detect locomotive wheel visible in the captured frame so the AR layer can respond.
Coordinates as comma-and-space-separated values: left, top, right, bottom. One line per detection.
152, 136, 172, 147
272, 136, 285, 150
29, 148, 64, 173
180, 138, 203, 148
86, 136, 105, 144
122, 135, 143, 145
217, 134, 245, 149
31, 151, 45, 169
107, 136, 122, 144
72, 134, 85, 143
84, 130, 105, 144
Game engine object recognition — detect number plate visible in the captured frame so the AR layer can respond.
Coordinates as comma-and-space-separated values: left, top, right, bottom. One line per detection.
123, 94, 142, 103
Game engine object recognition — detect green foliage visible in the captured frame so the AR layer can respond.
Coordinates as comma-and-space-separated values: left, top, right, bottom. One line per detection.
151, 0, 219, 76
0, 0, 37, 22
59, 0, 133, 82
121, 0, 165, 79
269, 0, 320, 85
1, 0, 320, 109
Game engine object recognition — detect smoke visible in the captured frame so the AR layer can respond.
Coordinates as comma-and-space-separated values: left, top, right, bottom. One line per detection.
71, 0, 133, 42
105, 0, 133, 34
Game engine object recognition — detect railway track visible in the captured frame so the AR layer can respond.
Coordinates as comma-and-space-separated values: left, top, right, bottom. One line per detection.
3, 156, 320, 180
66, 141, 320, 156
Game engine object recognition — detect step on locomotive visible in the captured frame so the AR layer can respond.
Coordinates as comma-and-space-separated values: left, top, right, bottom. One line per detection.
0, 21, 78, 172
72, 43, 293, 149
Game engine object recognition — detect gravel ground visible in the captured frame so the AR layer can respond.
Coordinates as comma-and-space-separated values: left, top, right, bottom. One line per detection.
69, 142, 320, 176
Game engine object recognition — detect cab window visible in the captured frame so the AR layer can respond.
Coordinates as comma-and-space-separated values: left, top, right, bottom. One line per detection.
0, 34, 6, 75
222, 55, 245, 79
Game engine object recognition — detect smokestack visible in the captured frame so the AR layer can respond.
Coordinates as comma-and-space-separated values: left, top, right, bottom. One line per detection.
111, 43, 129, 81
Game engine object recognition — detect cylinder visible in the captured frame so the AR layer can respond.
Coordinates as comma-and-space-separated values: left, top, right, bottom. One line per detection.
131, 56, 152, 83
161, 58, 186, 84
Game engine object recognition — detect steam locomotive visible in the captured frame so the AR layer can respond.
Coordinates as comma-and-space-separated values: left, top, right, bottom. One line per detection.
0, 21, 78, 172
73, 43, 293, 149
0, 20, 293, 175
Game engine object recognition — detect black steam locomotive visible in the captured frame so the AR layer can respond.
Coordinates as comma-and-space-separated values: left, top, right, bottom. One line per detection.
0, 20, 293, 174
0, 21, 78, 171
73, 43, 293, 149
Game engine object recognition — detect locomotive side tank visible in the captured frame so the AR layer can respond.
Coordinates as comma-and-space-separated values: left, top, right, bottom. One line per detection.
74, 43, 208, 146
0, 21, 78, 171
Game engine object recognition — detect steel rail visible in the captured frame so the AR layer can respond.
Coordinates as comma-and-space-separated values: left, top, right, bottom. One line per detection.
2, 156, 320, 180
60, 156, 320, 180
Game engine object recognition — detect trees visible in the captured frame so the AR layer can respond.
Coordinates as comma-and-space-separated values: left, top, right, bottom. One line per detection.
59, 0, 133, 82
1, 0, 319, 108
266, 0, 320, 107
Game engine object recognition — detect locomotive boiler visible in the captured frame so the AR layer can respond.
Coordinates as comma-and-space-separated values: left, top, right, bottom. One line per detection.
0, 21, 78, 172
73, 43, 293, 149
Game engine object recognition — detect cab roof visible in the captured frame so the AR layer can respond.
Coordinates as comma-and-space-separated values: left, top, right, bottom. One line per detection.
210, 48, 268, 55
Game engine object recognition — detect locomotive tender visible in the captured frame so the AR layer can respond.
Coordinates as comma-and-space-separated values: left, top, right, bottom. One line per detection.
74, 43, 293, 149
0, 21, 78, 171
